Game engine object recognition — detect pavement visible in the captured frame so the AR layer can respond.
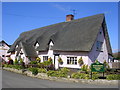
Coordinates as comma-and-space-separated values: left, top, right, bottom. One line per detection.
2, 70, 119, 88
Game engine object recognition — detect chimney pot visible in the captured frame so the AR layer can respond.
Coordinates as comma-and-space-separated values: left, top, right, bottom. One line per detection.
66, 14, 74, 21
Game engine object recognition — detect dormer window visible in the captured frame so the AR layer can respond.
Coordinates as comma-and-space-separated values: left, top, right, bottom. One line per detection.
16, 45, 18, 49
34, 42, 39, 49
49, 40, 54, 50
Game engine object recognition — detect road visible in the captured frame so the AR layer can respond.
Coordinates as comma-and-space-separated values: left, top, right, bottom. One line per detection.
2, 70, 118, 88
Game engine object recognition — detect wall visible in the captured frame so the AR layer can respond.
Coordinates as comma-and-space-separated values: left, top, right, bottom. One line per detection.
54, 51, 89, 69
0, 43, 10, 62
38, 51, 89, 69
88, 27, 109, 66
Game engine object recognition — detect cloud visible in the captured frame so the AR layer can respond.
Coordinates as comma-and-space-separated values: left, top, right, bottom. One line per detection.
52, 3, 71, 12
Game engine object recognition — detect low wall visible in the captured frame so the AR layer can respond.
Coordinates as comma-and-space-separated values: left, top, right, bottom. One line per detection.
110, 62, 120, 69
2, 67, 119, 86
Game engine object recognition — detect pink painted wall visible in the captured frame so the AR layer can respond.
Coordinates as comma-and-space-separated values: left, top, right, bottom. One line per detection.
88, 27, 109, 66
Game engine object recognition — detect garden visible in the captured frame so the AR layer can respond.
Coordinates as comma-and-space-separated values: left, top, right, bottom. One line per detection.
2, 57, 120, 81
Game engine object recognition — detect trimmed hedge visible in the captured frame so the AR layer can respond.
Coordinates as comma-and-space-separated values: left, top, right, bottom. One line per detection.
106, 74, 120, 80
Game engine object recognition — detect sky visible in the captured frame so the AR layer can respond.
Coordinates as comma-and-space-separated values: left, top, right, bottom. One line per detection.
1, 2, 118, 52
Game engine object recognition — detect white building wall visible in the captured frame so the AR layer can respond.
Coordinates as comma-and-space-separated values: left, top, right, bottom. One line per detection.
0, 43, 10, 62
88, 27, 109, 66
54, 51, 89, 69
38, 50, 54, 64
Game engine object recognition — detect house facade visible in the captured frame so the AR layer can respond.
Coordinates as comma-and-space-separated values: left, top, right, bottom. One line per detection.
0, 40, 11, 62
8, 14, 113, 69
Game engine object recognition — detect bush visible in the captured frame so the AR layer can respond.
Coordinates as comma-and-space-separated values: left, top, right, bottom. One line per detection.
13, 65, 23, 70
42, 61, 52, 67
71, 73, 89, 79
60, 67, 70, 73
103, 60, 110, 71
20, 58, 23, 64
14, 59, 19, 65
47, 70, 58, 77
30, 61, 37, 64
28, 67, 38, 75
3, 64, 23, 70
38, 68, 47, 73
47, 68, 69, 78
81, 64, 90, 74
106, 74, 120, 80
91, 74, 99, 80
38, 63, 45, 68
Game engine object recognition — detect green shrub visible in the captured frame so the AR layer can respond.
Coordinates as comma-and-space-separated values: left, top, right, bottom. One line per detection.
4, 64, 8, 67
58, 71, 68, 78
106, 74, 120, 80
47, 70, 58, 77
20, 58, 23, 64
13, 65, 23, 70
28, 67, 38, 75
42, 61, 52, 66
103, 60, 110, 71
47, 69, 68, 78
30, 61, 37, 64
14, 59, 19, 65
4, 64, 23, 70
71, 73, 89, 79
81, 64, 90, 73
6, 64, 13, 68
60, 67, 70, 73
91, 74, 99, 80
38, 68, 47, 73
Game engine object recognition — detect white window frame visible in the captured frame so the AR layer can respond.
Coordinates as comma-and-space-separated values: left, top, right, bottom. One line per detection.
67, 57, 77, 65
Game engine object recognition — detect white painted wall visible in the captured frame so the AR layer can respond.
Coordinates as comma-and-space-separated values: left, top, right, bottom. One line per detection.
38, 50, 54, 64
88, 27, 109, 66
54, 51, 89, 69
0, 43, 10, 62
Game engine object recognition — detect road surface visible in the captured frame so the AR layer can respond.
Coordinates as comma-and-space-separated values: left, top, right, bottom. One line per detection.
2, 70, 118, 88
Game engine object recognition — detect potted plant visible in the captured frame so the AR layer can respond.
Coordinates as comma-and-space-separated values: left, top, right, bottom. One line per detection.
48, 57, 52, 62
58, 57, 63, 65
36, 57, 41, 63
78, 57, 84, 66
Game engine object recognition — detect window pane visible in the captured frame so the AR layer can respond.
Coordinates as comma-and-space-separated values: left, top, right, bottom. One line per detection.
43, 56, 48, 61
67, 57, 77, 65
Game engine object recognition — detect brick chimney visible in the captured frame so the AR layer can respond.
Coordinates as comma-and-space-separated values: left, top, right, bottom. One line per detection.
66, 14, 74, 21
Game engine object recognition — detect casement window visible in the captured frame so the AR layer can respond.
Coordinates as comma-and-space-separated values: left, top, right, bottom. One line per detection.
67, 57, 77, 65
96, 41, 103, 51
43, 56, 48, 61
